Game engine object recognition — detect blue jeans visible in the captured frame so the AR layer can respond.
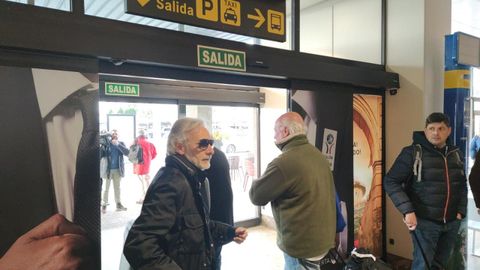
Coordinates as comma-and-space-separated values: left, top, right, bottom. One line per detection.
411, 218, 461, 270
284, 252, 323, 270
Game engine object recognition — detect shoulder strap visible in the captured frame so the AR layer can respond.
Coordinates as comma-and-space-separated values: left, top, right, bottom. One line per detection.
412, 144, 422, 182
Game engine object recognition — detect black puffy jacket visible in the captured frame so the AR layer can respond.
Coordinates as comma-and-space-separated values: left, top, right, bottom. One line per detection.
124, 154, 236, 270
384, 131, 467, 222
469, 151, 480, 208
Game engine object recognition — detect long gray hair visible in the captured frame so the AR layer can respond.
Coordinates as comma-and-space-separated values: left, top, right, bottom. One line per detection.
167, 118, 205, 155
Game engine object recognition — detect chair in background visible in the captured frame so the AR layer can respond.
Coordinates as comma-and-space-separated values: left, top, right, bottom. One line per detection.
228, 155, 242, 182
243, 157, 255, 191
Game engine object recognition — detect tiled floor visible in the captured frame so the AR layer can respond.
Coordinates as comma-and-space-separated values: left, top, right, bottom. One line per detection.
102, 216, 283, 270
222, 225, 284, 270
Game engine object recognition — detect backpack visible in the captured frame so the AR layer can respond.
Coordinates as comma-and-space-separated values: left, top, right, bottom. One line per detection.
128, 144, 144, 164
344, 248, 392, 270
410, 143, 462, 184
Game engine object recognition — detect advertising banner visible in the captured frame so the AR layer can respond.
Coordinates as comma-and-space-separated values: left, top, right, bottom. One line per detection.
0, 66, 100, 267
292, 87, 353, 254
292, 86, 383, 256
353, 94, 383, 256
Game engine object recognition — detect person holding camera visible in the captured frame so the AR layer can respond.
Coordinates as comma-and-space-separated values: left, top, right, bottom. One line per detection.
100, 130, 129, 213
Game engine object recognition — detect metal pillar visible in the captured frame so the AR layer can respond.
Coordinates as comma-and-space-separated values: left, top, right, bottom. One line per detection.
444, 32, 471, 155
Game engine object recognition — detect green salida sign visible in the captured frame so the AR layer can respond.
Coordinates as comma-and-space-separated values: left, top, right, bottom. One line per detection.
105, 82, 140, 96
197, 45, 246, 72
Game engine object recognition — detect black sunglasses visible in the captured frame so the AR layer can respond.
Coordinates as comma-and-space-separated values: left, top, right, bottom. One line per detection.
198, 139, 214, 150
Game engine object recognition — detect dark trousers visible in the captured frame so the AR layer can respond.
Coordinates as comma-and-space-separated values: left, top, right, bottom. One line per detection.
214, 246, 222, 270
411, 218, 461, 270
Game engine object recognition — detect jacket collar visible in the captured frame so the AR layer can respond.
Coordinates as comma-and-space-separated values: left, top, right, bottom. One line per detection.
276, 134, 309, 151
165, 154, 205, 182
412, 131, 457, 153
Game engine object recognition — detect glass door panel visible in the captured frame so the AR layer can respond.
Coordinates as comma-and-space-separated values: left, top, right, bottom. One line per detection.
185, 104, 260, 222
99, 101, 178, 270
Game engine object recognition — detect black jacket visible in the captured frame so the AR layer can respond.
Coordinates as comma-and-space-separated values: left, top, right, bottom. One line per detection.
469, 151, 480, 208
384, 131, 467, 222
124, 154, 236, 270
204, 148, 234, 226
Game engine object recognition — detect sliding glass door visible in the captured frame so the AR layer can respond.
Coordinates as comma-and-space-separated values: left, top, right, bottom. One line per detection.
184, 104, 259, 222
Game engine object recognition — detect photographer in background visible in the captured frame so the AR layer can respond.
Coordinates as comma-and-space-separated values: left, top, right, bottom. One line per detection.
100, 130, 129, 213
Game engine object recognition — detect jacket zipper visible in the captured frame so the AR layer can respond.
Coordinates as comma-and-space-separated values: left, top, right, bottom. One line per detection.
442, 156, 450, 223
440, 148, 457, 223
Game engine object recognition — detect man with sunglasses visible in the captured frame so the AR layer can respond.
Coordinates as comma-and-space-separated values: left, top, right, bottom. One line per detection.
124, 118, 247, 270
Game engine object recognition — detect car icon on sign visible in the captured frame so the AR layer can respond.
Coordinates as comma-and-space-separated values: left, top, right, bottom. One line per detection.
224, 8, 237, 23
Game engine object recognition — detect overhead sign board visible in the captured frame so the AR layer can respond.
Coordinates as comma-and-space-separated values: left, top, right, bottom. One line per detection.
457, 32, 480, 67
197, 45, 246, 72
105, 82, 140, 96
126, 0, 286, 42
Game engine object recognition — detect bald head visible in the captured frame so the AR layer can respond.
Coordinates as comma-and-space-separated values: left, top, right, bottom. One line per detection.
277, 112, 304, 125
274, 112, 306, 144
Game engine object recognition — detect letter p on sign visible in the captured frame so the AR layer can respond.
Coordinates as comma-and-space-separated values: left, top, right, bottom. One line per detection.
196, 0, 218, 21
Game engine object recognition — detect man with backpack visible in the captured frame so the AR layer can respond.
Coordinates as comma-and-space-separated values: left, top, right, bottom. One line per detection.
384, 112, 467, 270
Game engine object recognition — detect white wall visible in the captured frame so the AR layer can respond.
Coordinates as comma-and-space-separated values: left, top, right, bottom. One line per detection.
333, 0, 382, 63
300, 5, 333, 56
385, 0, 450, 259
300, 0, 382, 64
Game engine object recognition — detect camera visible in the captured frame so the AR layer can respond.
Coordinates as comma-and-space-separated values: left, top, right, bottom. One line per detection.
99, 132, 112, 147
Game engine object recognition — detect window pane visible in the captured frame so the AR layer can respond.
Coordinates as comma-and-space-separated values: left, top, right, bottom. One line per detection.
4, 0, 71, 11
185, 104, 260, 222
300, 0, 382, 64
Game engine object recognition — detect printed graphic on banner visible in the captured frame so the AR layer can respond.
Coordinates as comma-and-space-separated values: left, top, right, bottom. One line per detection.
353, 94, 383, 257
0, 66, 100, 265
126, 0, 286, 42
322, 128, 337, 171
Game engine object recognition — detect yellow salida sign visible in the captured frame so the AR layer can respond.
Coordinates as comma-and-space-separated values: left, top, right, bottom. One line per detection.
127, 0, 286, 42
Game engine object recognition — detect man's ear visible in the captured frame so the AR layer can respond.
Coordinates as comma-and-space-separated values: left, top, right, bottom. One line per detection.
175, 142, 186, 155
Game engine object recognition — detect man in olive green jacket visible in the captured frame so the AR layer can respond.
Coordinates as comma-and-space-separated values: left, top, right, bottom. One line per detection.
249, 112, 336, 270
